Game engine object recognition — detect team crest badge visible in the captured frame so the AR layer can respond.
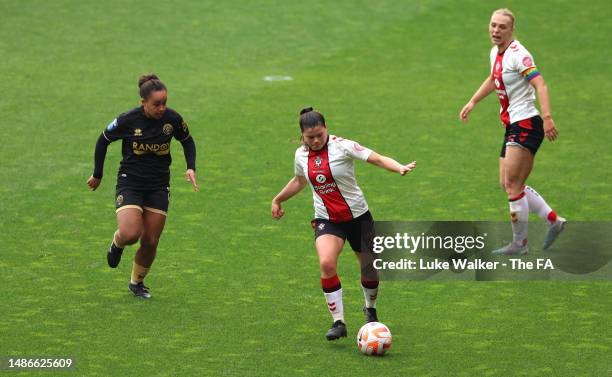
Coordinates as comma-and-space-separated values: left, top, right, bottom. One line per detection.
134, 128, 143, 137
162, 123, 174, 135
314, 156, 322, 167
316, 174, 326, 183
106, 118, 118, 131
116, 195, 124, 206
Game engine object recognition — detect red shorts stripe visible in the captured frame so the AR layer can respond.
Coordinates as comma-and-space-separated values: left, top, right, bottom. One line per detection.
518, 118, 533, 130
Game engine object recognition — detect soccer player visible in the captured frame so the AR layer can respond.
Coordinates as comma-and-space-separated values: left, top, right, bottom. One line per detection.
271, 107, 417, 340
459, 9, 566, 254
87, 74, 198, 298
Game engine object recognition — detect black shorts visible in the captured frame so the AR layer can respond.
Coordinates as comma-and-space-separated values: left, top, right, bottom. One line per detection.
312, 211, 375, 253
500, 115, 544, 157
115, 187, 170, 216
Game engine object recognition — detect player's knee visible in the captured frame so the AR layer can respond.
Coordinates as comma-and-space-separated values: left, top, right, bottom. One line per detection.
319, 259, 337, 276
120, 229, 142, 245
504, 178, 523, 197
140, 234, 160, 249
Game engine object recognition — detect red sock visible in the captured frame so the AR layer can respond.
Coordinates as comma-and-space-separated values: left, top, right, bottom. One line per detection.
321, 275, 341, 293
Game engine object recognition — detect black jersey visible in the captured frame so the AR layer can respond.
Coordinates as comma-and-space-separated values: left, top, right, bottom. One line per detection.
103, 106, 191, 190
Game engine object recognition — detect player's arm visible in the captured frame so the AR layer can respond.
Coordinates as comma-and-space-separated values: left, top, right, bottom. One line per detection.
366, 152, 416, 176
88, 118, 123, 190
459, 76, 496, 122
87, 134, 111, 191
271, 175, 308, 219
180, 136, 198, 191
528, 74, 558, 141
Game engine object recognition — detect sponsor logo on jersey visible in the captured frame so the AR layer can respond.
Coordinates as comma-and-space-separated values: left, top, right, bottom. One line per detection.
181, 121, 189, 133
132, 141, 170, 155
162, 123, 174, 135
318, 223, 325, 230
316, 174, 326, 183
522, 56, 533, 67
116, 195, 124, 206
107, 118, 118, 131
313, 182, 338, 195
353, 142, 365, 152
134, 128, 143, 137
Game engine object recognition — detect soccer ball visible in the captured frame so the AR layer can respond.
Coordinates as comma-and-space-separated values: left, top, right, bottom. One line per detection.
357, 322, 392, 356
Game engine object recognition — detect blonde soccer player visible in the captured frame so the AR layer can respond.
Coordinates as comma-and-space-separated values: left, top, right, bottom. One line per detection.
459, 9, 566, 254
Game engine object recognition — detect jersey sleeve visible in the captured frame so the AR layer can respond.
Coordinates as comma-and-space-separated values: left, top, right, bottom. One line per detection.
173, 114, 191, 142
338, 137, 373, 161
515, 48, 541, 81
294, 148, 305, 177
102, 117, 125, 142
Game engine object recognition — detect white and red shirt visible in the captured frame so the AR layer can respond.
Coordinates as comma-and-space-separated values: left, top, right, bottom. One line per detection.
294, 135, 373, 223
490, 40, 541, 126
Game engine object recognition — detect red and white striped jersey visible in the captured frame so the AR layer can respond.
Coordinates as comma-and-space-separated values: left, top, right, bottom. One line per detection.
294, 135, 373, 223
490, 40, 541, 126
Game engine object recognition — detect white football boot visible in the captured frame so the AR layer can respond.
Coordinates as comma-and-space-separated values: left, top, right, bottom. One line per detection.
543, 216, 567, 250
492, 241, 529, 255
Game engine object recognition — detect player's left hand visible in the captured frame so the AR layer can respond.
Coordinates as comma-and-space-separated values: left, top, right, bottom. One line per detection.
543, 117, 558, 141
87, 175, 101, 191
399, 160, 417, 176
185, 169, 198, 191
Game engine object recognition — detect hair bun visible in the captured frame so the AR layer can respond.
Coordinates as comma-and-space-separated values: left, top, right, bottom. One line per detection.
299, 107, 314, 115
138, 73, 160, 88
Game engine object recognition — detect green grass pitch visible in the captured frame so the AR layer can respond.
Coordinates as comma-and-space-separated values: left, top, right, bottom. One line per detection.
1, 0, 610, 375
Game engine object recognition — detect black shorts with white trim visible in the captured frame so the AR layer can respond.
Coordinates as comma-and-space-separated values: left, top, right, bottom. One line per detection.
312, 211, 375, 253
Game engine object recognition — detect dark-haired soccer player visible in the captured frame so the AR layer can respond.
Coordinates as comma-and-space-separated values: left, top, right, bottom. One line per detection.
87, 73, 198, 298
459, 8, 566, 254
271, 107, 417, 340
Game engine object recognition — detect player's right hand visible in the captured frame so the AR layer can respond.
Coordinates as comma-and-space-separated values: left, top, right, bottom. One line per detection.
87, 175, 101, 191
271, 200, 285, 219
459, 102, 475, 122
